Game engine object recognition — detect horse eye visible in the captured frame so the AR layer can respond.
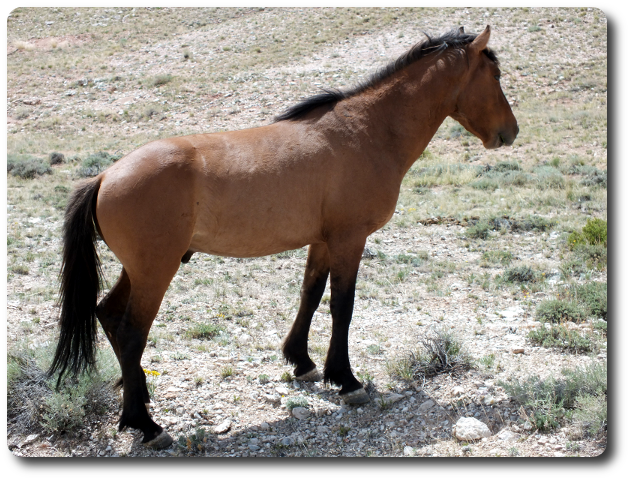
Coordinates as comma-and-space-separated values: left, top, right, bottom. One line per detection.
494, 75, 501, 81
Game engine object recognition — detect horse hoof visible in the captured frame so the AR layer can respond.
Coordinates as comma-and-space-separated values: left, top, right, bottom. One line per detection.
341, 387, 370, 404
144, 431, 173, 450
296, 368, 322, 382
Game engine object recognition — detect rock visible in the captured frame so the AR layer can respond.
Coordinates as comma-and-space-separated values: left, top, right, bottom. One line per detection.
280, 437, 293, 446
497, 428, 519, 443
403, 446, 414, 456
263, 394, 281, 405
523, 421, 533, 431
383, 393, 405, 404
292, 407, 310, 420
418, 399, 435, 411
454, 417, 492, 441
213, 420, 231, 434
275, 386, 289, 396
260, 422, 270, 430
512, 348, 525, 354
24, 434, 39, 445
452, 386, 465, 396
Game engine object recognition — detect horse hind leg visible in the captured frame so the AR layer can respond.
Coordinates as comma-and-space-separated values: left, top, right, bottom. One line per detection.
116, 263, 180, 449
96, 267, 150, 404
282, 243, 329, 381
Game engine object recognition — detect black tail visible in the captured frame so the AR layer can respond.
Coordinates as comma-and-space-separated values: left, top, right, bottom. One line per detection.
48, 176, 104, 388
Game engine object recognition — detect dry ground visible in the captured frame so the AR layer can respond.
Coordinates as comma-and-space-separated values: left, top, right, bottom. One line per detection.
7, 7, 607, 458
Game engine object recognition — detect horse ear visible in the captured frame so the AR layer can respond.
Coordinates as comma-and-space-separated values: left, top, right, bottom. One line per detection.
470, 25, 491, 53
459, 26, 465, 35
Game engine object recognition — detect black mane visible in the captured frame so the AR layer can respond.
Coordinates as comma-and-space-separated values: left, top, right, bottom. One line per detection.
274, 28, 498, 122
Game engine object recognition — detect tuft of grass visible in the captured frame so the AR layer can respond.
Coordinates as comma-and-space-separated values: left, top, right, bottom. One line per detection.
186, 322, 223, 340
49, 152, 65, 165
569, 281, 607, 320
150, 74, 174, 87
388, 328, 473, 382
220, 365, 234, 379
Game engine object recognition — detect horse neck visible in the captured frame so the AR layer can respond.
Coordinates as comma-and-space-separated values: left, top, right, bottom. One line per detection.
333, 54, 466, 178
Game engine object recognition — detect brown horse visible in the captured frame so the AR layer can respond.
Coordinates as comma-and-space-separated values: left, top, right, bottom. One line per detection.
49, 26, 518, 448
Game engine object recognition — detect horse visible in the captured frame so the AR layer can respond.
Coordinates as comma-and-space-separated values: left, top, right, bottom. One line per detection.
48, 26, 518, 449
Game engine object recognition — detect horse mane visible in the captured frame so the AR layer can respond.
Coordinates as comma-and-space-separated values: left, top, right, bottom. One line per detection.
274, 27, 498, 122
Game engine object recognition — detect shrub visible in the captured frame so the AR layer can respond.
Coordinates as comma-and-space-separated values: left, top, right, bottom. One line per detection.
466, 220, 491, 239
568, 218, 607, 249
502, 266, 537, 283
534, 166, 565, 189
78, 151, 121, 177
8, 343, 120, 435
527, 324, 596, 354
389, 328, 473, 381
151, 74, 174, 87
536, 299, 586, 323
285, 396, 309, 410
49, 152, 65, 165
498, 362, 606, 432
7, 154, 52, 179
571, 282, 607, 320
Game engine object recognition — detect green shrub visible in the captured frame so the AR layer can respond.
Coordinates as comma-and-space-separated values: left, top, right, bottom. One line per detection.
502, 266, 537, 283
534, 166, 565, 190
571, 282, 607, 320
8, 343, 120, 435
285, 396, 309, 410
536, 299, 586, 323
527, 324, 596, 354
466, 220, 491, 239
568, 218, 607, 249
78, 151, 121, 177
498, 362, 606, 432
7, 154, 52, 179
480, 250, 513, 266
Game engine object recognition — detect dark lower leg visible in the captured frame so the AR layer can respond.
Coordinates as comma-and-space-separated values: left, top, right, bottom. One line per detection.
323, 239, 365, 395
282, 243, 329, 377
117, 319, 162, 443
96, 268, 131, 361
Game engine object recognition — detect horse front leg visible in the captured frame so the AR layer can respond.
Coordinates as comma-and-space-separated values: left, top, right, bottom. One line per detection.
282, 243, 330, 381
323, 236, 370, 404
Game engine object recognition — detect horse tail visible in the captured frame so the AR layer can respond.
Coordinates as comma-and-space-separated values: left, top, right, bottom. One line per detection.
48, 175, 104, 388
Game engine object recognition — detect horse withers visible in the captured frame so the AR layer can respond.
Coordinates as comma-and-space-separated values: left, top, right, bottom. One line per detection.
49, 26, 518, 448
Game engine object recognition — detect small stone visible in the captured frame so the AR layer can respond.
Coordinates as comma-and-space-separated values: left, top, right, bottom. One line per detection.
24, 434, 39, 445
275, 386, 289, 396
260, 422, 270, 431
384, 393, 405, 404
213, 420, 231, 434
419, 399, 435, 411
452, 386, 465, 396
497, 428, 519, 443
454, 417, 492, 441
292, 407, 310, 420
263, 394, 281, 405
403, 446, 414, 456
280, 437, 293, 446
512, 348, 525, 354
523, 421, 533, 431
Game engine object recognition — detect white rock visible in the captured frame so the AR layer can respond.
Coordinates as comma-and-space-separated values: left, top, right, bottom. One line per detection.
454, 417, 492, 441
275, 386, 289, 396
403, 446, 414, 456
418, 399, 435, 411
452, 386, 465, 396
213, 420, 232, 434
292, 407, 310, 420
24, 434, 39, 445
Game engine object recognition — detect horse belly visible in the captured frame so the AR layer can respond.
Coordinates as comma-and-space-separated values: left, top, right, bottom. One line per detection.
190, 189, 323, 258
